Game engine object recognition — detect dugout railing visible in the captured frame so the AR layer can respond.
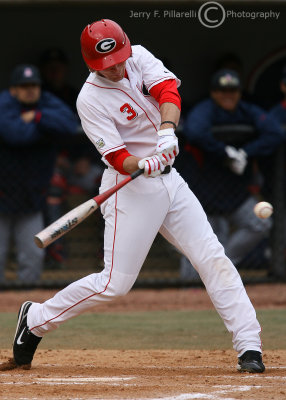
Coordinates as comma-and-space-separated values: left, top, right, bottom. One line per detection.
0, 125, 285, 289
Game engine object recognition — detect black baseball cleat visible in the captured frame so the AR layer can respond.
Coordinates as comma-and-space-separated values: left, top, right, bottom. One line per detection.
237, 350, 265, 373
13, 301, 42, 367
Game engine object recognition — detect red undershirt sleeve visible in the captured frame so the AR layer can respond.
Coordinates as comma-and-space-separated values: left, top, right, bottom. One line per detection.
149, 79, 181, 110
105, 148, 132, 175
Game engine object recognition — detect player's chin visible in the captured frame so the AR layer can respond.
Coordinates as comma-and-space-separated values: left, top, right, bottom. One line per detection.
109, 75, 124, 82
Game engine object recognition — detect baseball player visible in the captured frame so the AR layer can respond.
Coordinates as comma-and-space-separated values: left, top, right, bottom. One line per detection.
2, 19, 265, 373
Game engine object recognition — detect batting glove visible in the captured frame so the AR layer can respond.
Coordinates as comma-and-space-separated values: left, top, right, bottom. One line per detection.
156, 128, 179, 166
225, 145, 248, 175
138, 155, 165, 177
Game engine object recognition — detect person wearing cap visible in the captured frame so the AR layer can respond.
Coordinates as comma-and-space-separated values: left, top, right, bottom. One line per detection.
2, 21, 267, 375
0, 64, 78, 284
180, 68, 284, 278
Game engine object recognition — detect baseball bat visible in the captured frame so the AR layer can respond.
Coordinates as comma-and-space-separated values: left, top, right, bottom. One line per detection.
34, 168, 144, 249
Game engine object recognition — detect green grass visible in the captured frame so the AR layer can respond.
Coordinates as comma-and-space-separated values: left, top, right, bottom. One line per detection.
0, 310, 285, 350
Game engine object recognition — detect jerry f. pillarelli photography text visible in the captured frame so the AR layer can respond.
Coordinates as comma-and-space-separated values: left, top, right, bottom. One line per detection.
129, 9, 197, 19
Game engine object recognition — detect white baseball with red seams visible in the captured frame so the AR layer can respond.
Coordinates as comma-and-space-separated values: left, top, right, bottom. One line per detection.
27, 45, 262, 357
254, 201, 273, 219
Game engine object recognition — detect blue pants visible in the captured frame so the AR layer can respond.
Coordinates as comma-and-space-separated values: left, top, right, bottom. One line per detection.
0, 212, 44, 283
180, 196, 272, 279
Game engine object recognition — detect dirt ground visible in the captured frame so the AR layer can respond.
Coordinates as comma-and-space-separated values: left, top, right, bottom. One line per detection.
1, 284, 286, 400
1, 349, 286, 400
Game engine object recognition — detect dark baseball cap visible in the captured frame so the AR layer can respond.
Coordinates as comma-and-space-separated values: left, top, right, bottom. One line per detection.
211, 69, 241, 90
10, 64, 42, 86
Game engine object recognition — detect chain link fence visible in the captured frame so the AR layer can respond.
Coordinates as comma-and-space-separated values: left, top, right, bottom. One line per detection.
0, 126, 285, 289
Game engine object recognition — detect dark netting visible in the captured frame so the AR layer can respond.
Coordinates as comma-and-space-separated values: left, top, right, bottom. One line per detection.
1, 127, 285, 289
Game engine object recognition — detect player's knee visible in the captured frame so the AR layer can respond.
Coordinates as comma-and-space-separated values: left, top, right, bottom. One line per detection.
114, 285, 132, 297
106, 272, 136, 297
106, 282, 132, 298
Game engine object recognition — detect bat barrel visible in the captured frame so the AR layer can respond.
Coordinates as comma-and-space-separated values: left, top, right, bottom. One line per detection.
34, 169, 144, 249
34, 198, 98, 248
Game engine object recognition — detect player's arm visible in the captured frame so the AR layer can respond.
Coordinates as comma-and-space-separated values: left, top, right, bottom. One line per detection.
149, 80, 181, 165
150, 79, 181, 128
160, 102, 180, 130
122, 155, 140, 174
105, 149, 140, 175
106, 80, 181, 176
106, 151, 164, 177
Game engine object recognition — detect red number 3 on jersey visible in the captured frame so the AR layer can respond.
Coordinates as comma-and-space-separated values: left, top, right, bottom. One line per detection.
120, 103, 138, 121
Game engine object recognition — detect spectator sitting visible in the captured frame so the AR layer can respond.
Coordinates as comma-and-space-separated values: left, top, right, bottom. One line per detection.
179, 69, 284, 280
0, 64, 78, 284
68, 156, 104, 195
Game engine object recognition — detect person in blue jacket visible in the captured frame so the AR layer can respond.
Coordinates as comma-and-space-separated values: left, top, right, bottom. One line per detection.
179, 69, 284, 279
0, 64, 78, 284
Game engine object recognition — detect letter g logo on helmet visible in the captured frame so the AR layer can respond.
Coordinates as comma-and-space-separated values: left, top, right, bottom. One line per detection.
96, 38, 117, 53
80, 20, 131, 70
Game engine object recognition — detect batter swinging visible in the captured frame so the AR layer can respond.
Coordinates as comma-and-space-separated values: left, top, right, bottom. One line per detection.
2, 19, 265, 373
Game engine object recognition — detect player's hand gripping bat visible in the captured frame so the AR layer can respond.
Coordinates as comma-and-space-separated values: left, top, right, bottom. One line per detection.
34, 169, 144, 248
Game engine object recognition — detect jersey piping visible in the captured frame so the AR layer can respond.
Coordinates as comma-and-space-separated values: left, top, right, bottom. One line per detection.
85, 81, 158, 132
30, 175, 120, 332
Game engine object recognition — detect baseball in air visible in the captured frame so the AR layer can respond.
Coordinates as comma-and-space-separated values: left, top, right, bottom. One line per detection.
254, 201, 273, 219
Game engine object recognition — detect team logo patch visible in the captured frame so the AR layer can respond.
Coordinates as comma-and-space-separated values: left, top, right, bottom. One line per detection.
96, 138, 105, 149
24, 67, 33, 77
219, 74, 239, 87
96, 38, 116, 53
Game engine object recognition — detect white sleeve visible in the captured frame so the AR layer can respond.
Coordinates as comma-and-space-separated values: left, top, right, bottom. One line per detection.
135, 45, 181, 91
76, 94, 126, 157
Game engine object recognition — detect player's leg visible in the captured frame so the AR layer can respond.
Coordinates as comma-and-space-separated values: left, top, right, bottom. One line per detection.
208, 215, 229, 246
0, 213, 12, 282
27, 171, 170, 337
159, 170, 264, 371
7, 171, 170, 368
179, 215, 229, 281
225, 196, 272, 265
14, 212, 45, 283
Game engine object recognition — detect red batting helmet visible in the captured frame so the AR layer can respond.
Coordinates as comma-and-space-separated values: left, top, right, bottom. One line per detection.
80, 19, 131, 71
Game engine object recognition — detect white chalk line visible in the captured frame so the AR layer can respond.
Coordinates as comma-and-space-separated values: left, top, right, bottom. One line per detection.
137, 386, 260, 400
1, 376, 135, 386
39, 376, 134, 382
2, 367, 285, 400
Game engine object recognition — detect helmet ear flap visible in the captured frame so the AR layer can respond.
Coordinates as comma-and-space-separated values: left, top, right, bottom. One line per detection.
80, 19, 131, 71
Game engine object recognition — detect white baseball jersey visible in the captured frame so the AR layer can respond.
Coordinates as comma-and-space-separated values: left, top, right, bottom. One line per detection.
27, 44, 262, 360
76, 45, 181, 163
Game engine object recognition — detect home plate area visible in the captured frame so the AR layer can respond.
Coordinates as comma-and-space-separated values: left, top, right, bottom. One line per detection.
1, 349, 286, 399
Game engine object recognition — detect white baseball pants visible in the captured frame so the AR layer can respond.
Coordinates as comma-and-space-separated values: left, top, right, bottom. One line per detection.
28, 168, 262, 356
